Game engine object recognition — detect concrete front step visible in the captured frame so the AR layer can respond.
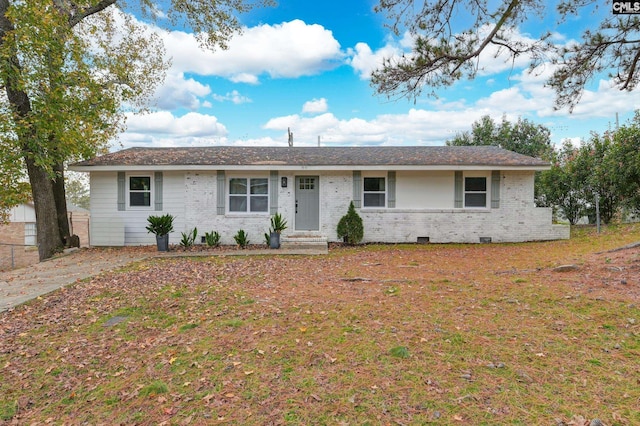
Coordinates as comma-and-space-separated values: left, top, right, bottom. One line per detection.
280, 235, 328, 252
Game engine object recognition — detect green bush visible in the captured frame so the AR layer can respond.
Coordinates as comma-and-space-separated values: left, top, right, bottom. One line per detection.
270, 213, 288, 233
336, 201, 363, 244
204, 231, 220, 247
145, 214, 175, 236
180, 227, 197, 247
234, 229, 250, 248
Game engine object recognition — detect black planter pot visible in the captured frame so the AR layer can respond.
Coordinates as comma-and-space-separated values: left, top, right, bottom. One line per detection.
269, 232, 280, 249
156, 234, 169, 252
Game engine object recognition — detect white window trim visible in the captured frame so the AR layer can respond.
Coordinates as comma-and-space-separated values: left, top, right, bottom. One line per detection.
463, 174, 489, 209
126, 173, 154, 210
227, 175, 270, 215
362, 174, 387, 208
24, 222, 37, 246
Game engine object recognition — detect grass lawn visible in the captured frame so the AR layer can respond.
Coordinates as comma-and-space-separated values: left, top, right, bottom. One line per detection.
1, 224, 639, 425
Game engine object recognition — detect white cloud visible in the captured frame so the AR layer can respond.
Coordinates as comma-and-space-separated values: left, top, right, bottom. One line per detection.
561, 79, 640, 118
262, 108, 497, 146
302, 98, 328, 114
348, 40, 405, 80
229, 73, 260, 84
141, 19, 344, 112
153, 71, 211, 110
119, 111, 228, 148
508, 64, 640, 119
475, 87, 543, 115
163, 19, 343, 82
119, 83, 635, 149
212, 90, 252, 104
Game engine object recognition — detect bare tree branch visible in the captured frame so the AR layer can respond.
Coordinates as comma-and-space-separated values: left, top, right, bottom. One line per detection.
373, 0, 640, 111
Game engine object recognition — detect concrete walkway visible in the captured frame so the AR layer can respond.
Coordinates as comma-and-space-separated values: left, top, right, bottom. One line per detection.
0, 249, 147, 313
0, 246, 327, 313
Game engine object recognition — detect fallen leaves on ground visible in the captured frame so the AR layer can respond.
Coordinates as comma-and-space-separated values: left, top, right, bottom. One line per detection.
0, 225, 639, 425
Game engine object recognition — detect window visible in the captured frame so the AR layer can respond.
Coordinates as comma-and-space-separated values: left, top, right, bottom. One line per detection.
24, 223, 37, 246
464, 177, 487, 207
129, 176, 151, 207
363, 177, 386, 207
229, 177, 268, 213
299, 177, 315, 190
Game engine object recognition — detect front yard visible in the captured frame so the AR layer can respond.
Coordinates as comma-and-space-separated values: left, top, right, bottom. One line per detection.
1, 225, 639, 425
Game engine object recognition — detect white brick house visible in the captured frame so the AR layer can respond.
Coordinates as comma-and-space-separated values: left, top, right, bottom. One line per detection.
69, 146, 569, 246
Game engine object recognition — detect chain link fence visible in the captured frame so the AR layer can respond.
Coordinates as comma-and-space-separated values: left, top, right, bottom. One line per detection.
0, 242, 39, 271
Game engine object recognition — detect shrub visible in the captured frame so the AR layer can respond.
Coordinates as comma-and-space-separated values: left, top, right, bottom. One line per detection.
180, 227, 197, 247
270, 213, 288, 233
145, 214, 175, 236
336, 201, 363, 244
204, 231, 221, 247
234, 229, 250, 248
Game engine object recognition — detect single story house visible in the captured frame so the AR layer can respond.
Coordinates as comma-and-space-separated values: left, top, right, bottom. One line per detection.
69, 146, 569, 247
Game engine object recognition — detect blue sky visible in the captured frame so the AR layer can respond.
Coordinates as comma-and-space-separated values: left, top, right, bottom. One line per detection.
117, 0, 640, 150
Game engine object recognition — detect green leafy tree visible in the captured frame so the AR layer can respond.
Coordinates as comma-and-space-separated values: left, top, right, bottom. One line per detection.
0, 176, 30, 224
0, 137, 29, 223
572, 133, 620, 224
0, 0, 273, 260
65, 173, 90, 210
447, 115, 553, 160
372, 0, 640, 110
538, 141, 587, 225
609, 111, 640, 214
540, 133, 622, 225
446, 115, 499, 147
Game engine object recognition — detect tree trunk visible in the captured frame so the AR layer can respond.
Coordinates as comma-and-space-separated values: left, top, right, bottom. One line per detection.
53, 162, 70, 243
24, 157, 63, 260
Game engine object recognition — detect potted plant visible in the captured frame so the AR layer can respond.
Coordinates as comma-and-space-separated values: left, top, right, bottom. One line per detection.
146, 214, 175, 251
269, 213, 288, 249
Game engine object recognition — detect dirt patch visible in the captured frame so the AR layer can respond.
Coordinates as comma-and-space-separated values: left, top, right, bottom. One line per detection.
541, 245, 640, 302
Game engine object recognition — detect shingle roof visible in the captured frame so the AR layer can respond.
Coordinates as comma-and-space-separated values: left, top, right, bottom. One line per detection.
72, 146, 549, 169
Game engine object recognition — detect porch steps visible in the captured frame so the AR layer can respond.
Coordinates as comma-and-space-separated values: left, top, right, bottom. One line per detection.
280, 235, 328, 253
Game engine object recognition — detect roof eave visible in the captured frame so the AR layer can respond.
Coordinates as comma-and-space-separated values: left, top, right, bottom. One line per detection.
69, 164, 550, 172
